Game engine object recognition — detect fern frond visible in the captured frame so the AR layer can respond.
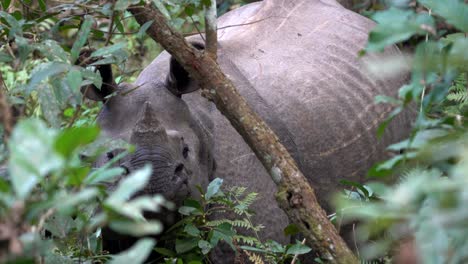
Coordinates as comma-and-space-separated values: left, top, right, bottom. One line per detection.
206, 219, 255, 230
231, 186, 247, 198
242, 192, 258, 207
244, 250, 265, 264
446, 90, 468, 103
234, 235, 260, 246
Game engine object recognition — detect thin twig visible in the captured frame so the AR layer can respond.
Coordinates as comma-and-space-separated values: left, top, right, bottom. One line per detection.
189, 15, 205, 42
104, 6, 116, 46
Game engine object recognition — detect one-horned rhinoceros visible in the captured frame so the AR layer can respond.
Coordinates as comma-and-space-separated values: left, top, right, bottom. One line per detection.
86, 0, 413, 258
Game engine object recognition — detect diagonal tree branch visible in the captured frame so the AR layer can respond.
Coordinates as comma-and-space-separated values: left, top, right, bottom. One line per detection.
128, 3, 357, 263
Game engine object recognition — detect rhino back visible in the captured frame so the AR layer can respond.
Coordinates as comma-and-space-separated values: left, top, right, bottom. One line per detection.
212, 0, 413, 207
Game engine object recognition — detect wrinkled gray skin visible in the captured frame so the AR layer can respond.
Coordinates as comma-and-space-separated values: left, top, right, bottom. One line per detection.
87, 0, 413, 261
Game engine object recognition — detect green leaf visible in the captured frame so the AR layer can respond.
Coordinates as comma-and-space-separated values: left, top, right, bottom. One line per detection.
198, 240, 212, 255
2, 0, 11, 9
340, 180, 370, 198
81, 68, 102, 89
286, 243, 312, 255
175, 237, 199, 254
153, 1, 171, 18
91, 43, 125, 57
283, 224, 301, 236
179, 206, 198, 216
419, 0, 468, 32
66, 69, 82, 93
54, 188, 99, 214
0, 50, 13, 62
110, 220, 163, 236
70, 15, 93, 64
37, 39, 69, 62
206, 178, 223, 199
38, 0, 46, 11
109, 238, 156, 264
367, 8, 435, 51
154, 247, 176, 257
0, 11, 22, 38
26, 62, 70, 94
54, 126, 100, 159
8, 119, 63, 199
184, 223, 201, 236
84, 167, 125, 185
377, 107, 402, 138
106, 165, 152, 204
115, 0, 140, 11
210, 223, 236, 250
137, 20, 154, 39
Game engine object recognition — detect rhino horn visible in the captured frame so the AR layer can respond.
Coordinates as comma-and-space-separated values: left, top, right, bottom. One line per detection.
130, 102, 168, 145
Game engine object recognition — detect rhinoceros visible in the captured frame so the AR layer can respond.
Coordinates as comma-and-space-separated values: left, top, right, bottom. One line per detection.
85, 0, 413, 259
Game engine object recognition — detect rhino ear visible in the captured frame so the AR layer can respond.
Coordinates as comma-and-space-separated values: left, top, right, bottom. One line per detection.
78, 50, 116, 101
166, 42, 204, 96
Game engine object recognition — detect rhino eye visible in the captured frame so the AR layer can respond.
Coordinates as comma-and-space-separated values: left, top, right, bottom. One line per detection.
182, 145, 189, 159
106, 152, 114, 159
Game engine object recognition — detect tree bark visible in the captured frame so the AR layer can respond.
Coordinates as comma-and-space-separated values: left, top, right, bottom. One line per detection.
128, 4, 357, 263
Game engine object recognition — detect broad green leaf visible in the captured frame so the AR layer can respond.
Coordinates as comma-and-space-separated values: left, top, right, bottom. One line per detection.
54, 126, 100, 159
153, 0, 171, 18
115, 0, 140, 11
26, 61, 70, 94
184, 223, 201, 236
367, 8, 435, 51
340, 180, 370, 198
179, 205, 198, 215
175, 237, 199, 254
0, 50, 13, 62
37, 39, 69, 62
109, 238, 156, 264
15, 36, 31, 63
419, 0, 468, 32
448, 37, 468, 71
44, 214, 74, 239
106, 165, 152, 203
377, 107, 402, 138
54, 188, 99, 214
210, 223, 236, 250
66, 69, 82, 93
154, 247, 176, 257
1, 0, 11, 9
106, 195, 168, 220
84, 167, 125, 185
81, 68, 102, 89
286, 243, 312, 255
38, 0, 46, 11
283, 224, 301, 236
70, 15, 93, 64
91, 43, 126, 57
8, 119, 62, 199
198, 240, 212, 255
137, 20, 154, 39
206, 178, 223, 199
109, 220, 163, 236
0, 11, 22, 38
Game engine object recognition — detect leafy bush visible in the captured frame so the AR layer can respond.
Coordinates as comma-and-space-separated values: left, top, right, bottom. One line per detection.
336, 0, 468, 262
0, 119, 169, 263
155, 178, 311, 264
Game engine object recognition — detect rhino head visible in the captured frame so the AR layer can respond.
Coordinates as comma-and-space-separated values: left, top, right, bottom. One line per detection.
85, 43, 214, 207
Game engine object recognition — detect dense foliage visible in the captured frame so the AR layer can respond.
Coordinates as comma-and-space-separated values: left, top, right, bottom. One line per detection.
0, 1, 311, 263
1, 0, 467, 263
336, 0, 468, 262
